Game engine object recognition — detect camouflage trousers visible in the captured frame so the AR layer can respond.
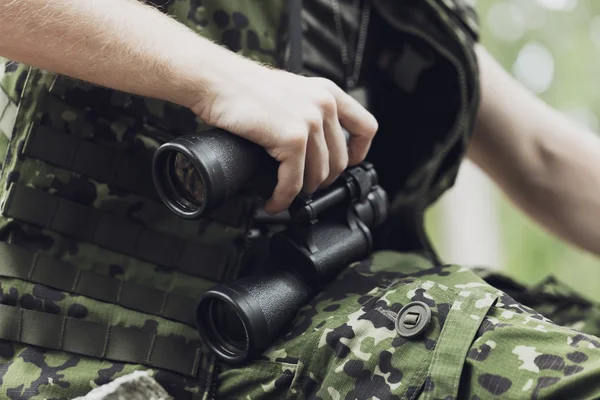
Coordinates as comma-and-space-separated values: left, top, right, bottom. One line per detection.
1, 251, 600, 399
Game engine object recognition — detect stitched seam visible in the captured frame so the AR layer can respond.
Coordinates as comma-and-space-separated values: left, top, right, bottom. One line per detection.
59, 315, 67, 349
28, 252, 39, 280
191, 347, 201, 376
145, 333, 156, 365
101, 325, 110, 357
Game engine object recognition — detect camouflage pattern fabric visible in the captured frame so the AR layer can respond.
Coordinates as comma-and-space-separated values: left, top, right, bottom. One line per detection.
474, 269, 600, 339
0, 0, 599, 399
218, 251, 600, 399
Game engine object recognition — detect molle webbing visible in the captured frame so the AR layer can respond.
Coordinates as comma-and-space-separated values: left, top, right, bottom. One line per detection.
0, 303, 203, 377
2, 185, 231, 282
0, 242, 197, 326
23, 124, 253, 228
25, 124, 159, 202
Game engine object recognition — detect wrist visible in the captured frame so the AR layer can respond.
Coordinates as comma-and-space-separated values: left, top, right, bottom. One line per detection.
165, 39, 259, 116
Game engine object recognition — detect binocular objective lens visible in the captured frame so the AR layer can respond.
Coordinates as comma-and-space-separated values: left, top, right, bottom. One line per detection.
215, 302, 247, 350
168, 152, 206, 207
207, 300, 249, 356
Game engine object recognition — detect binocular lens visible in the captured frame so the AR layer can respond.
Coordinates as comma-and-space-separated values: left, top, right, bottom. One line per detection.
199, 296, 252, 362
159, 150, 208, 215
210, 300, 248, 354
168, 152, 206, 207
152, 130, 262, 219
197, 271, 310, 364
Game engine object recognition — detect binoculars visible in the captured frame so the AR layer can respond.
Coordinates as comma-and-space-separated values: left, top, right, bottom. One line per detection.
151, 128, 389, 364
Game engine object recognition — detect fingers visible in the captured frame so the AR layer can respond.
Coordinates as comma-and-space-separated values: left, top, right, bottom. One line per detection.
265, 144, 306, 214
321, 114, 348, 189
323, 81, 379, 165
303, 126, 329, 195
265, 77, 378, 214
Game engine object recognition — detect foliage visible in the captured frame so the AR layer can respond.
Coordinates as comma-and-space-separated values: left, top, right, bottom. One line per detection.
426, 0, 600, 301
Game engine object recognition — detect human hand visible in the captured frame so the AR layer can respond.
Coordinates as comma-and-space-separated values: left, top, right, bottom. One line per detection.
190, 57, 378, 215
0, 0, 378, 216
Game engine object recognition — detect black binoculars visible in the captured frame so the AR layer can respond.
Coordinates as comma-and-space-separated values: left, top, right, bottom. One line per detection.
151, 128, 389, 364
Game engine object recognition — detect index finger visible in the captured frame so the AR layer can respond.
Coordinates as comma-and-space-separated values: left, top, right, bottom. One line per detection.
329, 86, 379, 165
264, 150, 306, 214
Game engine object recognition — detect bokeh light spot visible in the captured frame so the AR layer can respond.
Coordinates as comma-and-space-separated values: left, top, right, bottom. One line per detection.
486, 2, 526, 42
512, 42, 555, 93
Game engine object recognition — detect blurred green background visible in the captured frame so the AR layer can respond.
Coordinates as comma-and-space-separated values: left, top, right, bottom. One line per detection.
425, 0, 600, 302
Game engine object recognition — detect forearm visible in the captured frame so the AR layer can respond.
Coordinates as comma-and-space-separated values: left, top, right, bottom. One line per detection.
0, 0, 242, 109
468, 45, 600, 256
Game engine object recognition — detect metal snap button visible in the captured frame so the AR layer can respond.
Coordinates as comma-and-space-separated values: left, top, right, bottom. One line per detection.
395, 301, 432, 338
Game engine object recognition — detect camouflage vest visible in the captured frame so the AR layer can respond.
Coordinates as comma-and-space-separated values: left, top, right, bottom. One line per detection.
302, 0, 480, 260
0, 0, 479, 398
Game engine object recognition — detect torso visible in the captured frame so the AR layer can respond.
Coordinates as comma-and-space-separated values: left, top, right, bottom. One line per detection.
0, 0, 480, 397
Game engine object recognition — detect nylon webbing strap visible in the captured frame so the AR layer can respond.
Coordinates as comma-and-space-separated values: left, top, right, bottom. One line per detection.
2, 185, 231, 281
23, 124, 252, 228
0, 241, 197, 326
288, 0, 303, 73
24, 125, 158, 201
0, 304, 202, 377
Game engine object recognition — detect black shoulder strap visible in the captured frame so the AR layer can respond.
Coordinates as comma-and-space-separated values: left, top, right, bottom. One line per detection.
288, 0, 303, 73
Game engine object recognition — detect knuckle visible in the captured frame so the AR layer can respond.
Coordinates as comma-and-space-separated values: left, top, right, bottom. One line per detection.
286, 126, 308, 149
314, 77, 338, 92
366, 117, 379, 137
316, 91, 337, 114
291, 135, 308, 150
305, 112, 323, 132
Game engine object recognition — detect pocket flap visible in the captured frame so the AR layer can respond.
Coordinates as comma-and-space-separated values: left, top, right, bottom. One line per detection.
423, 284, 499, 399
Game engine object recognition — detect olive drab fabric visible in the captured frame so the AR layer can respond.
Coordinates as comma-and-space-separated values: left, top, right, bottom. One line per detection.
0, 0, 600, 400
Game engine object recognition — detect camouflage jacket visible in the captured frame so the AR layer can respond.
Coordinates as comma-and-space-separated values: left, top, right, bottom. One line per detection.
1, 0, 600, 399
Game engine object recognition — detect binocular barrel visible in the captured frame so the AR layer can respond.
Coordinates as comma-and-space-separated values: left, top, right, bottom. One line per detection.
151, 129, 268, 219
151, 129, 389, 365
196, 269, 310, 363
196, 170, 388, 365
152, 129, 351, 220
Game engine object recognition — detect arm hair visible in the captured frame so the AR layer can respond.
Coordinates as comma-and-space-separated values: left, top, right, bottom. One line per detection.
0, 0, 242, 108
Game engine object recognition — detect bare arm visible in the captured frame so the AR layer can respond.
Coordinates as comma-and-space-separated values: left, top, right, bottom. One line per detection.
0, 0, 235, 109
468, 44, 600, 257
0, 0, 377, 214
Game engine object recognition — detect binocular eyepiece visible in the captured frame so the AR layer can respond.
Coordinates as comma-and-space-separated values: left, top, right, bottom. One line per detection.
151, 129, 389, 365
